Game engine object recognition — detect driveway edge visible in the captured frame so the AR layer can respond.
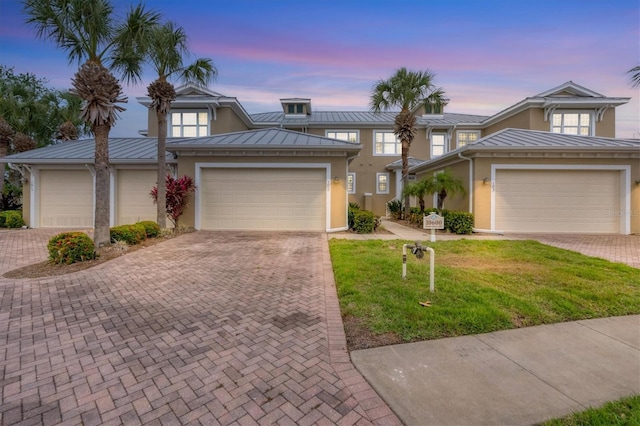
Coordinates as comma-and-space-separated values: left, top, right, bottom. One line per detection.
321, 236, 402, 425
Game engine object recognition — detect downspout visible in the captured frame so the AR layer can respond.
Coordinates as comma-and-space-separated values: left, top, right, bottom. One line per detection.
457, 152, 473, 214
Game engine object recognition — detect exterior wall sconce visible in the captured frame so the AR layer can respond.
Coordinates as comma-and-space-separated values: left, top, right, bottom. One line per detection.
635, 179, 640, 185
333, 176, 339, 184
483, 178, 489, 184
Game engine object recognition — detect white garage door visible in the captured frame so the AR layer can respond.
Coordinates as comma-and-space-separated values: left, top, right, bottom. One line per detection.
117, 169, 158, 225
495, 169, 622, 233
39, 169, 93, 227
200, 168, 326, 231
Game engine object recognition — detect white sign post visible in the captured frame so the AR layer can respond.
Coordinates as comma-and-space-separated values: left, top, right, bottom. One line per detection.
423, 212, 445, 242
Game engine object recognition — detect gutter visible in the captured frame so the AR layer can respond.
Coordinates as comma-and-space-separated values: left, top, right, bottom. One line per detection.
457, 152, 473, 214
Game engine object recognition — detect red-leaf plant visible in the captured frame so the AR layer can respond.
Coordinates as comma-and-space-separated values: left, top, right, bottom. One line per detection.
150, 175, 196, 227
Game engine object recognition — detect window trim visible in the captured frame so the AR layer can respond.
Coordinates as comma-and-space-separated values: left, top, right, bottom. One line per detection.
373, 130, 400, 156
325, 130, 360, 143
347, 172, 356, 194
376, 172, 390, 194
430, 132, 448, 158
456, 130, 481, 148
551, 111, 594, 136
169, 110, 209, 137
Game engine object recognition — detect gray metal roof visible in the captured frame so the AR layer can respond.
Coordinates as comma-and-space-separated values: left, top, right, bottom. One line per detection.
2, 138, 176, 164
250, 111, 488, 127
469, 128, 640, 149
167, 128, 362, 151
386, 157, 427, 169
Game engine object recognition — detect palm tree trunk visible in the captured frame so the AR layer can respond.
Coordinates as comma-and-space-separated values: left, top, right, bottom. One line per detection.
93, 123, 111, 247
402, 140, 410, 219
156, 111, 167, 229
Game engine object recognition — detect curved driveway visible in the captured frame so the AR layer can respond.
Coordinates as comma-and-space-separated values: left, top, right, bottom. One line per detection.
0, 230, 400, 425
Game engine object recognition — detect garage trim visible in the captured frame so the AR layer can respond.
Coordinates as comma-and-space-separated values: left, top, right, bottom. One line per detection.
194, 162, 333, 231
490, 164, 631, 234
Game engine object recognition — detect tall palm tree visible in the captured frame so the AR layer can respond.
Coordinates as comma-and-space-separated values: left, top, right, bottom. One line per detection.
144, 21, 216, 229
24, 0, 160, 246
371, 68, 446, 218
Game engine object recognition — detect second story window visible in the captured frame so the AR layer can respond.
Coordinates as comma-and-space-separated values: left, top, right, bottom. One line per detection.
431, 133, 447, 157
374, 131, 400, 155
457, 131, 480, 148
326, 130, 359, 143
552, 112, 592, 136
287, 104, 304, 114
170, 111, 208, 137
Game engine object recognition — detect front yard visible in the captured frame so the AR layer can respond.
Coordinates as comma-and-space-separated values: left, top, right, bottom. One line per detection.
329, 239, 640, 350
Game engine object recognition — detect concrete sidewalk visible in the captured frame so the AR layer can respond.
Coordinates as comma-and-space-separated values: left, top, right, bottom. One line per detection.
352, 315, 640, 425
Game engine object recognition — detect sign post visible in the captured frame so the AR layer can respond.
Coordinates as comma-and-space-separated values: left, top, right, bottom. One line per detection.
423, 212, 445, 242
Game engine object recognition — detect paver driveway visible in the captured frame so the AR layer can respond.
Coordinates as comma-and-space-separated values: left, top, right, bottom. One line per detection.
0, 230, 400, 425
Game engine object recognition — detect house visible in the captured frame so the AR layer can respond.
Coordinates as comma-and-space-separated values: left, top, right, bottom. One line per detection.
3, 81, 638, 234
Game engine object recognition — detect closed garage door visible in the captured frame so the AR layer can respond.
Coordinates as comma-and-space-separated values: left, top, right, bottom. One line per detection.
39, 169, 93, 227
495, 169, 621, 233
200, 168, 326, 231
117, 169, 157, 225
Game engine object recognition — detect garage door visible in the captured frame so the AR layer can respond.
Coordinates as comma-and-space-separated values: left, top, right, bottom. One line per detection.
117, 169, 157, 225
495, 169, 621, 233
39, 169, 93, 227
200, 168, 326, 231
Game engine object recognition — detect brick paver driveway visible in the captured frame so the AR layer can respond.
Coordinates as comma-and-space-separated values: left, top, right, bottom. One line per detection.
0, 230, 399, 425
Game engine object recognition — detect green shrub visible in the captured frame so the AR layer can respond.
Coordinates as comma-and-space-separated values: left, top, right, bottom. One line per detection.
352, 209, 379, 234
48, 232, 96, 264
348, 203, 361, 230
109, 224, 147, 245
386, 199, 404, 220
443, 211, 474, 234
0, 210, 25, 228
136, 221, 160, 238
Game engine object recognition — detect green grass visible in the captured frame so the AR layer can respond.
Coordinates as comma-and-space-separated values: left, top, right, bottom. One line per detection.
543, 395, 640, 425
329, 239, 640, 341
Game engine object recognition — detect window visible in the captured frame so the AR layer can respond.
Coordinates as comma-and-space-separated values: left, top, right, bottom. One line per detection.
374, 131, 400, 155
376, 173, 389, 194
286, 104, 305, 114
552, 112, 592, 136
170, 111, 208, 137
347, 173, 356, 194
457, 131, 480, 148
431, 133, 447, 157
326, 130, 359, 143
424, 103, 443, 115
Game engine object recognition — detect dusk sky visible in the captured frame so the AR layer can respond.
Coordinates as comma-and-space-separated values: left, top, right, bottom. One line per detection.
1, 0, 639, 139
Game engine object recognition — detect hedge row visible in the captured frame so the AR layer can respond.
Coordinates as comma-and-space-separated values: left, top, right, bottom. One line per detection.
0, 210, 25, 228
348, 203, 380, 234
406, 208, 474, 235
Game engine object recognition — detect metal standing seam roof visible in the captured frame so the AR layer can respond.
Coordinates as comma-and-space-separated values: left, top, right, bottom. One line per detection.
468, 128, 640, 149
166, 128, 362, 150
385, 157, 427, 169
1, 138, 176, 164
250, 111, 489, 126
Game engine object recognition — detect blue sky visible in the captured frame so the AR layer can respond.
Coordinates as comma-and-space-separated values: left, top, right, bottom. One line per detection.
0, 0, 638, 138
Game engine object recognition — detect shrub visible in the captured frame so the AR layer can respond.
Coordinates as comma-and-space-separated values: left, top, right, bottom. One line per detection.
348, 203, 360, 230
109, 224, 147, 245
0, 210, 25, 228
352, 209, 379, 234
136, 221, 160, 238
386, 199, 404, 220
443, 210, 474, 234
48, 232, 96, 264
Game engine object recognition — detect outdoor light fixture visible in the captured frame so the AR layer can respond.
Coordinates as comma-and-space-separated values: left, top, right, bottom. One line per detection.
483, 177, 489, 184
333, 176, 339, 183
635, 179, 640, 185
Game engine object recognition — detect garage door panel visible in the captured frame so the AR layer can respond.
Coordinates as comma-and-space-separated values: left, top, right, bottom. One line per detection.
495, 169, 620, 233
200, 168, 326, 231
40, 170, 93, 227
117, 170, 157, 225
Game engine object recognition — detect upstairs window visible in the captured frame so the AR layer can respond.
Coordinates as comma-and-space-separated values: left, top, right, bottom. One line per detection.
170, 111, 208, 137
374, 131, 400, 155
287, 104, 305, 114
431, 133, 447, 157
424, 103, 443, 115
552, 112, 592, 136
457, 130, 480, 148
326, 130, 359, 143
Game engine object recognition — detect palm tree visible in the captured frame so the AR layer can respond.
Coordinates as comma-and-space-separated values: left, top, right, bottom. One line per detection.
431, 169, 466, 210
402, 179, 431, 214
371, 67, 446, 218
628, 65, 640, 88
144, 21, 216, 229
24, 0, 160, 246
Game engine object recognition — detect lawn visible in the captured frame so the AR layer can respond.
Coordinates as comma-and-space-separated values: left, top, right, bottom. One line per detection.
543, 394, 640, 425
329, 239, 640, 349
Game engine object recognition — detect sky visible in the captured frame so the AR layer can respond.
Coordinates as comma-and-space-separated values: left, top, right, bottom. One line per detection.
0, 0, 639, 139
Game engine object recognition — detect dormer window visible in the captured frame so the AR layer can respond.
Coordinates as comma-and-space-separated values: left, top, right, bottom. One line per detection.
281, 98, 311, 116
424, 103, 443, 115
552, 112, 592, 136
287, 104, 304, 114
